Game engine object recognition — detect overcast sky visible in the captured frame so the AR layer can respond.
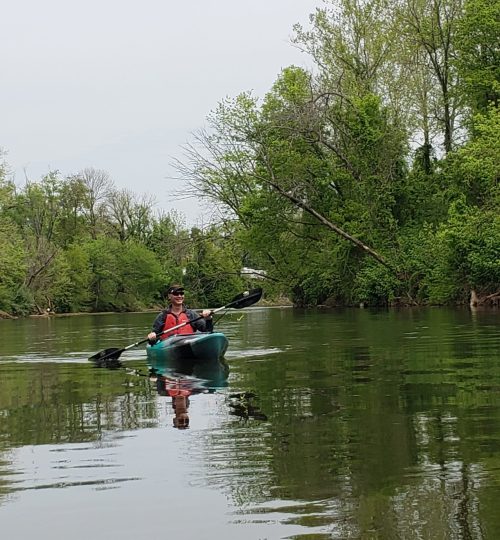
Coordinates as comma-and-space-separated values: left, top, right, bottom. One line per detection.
1, 0, 320, 225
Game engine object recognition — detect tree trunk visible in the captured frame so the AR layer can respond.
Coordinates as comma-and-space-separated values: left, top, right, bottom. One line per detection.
265, 176, 396, 274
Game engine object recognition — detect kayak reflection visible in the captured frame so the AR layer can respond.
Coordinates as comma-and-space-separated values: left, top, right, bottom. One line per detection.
93, 358, 267, 429
153, 380, 269, 429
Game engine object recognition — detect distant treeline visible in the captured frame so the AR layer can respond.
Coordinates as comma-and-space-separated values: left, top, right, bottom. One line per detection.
1, 0, 498, 315
0, 167, 252, 316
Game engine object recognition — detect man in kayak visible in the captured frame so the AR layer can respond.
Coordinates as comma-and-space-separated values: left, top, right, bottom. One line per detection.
147, 284, 213, 343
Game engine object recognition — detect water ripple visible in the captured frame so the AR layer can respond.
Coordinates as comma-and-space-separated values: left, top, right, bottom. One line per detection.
9, 476, 141, 492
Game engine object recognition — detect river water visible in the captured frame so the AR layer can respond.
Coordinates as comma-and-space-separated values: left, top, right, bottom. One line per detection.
0, 307, 499, 539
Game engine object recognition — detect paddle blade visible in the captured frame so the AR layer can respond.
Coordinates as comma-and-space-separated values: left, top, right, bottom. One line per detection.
229, 288, 263, 309
88, 347, 124, 365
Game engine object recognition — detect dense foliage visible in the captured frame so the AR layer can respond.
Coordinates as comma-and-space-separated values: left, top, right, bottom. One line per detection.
0, 161, 248, 315
180, 0, 499, 308
1, 0, 498, 315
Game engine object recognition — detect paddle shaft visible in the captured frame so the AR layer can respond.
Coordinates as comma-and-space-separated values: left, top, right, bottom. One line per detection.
90, 288, 262, 363
150, 303, 229, 341
150, 288, 262, 341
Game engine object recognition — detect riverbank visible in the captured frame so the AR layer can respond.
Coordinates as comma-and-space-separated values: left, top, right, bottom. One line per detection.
2, 294, 499, 320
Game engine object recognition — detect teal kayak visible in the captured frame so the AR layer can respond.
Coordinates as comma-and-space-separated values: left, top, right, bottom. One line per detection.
146, 332, 229, 382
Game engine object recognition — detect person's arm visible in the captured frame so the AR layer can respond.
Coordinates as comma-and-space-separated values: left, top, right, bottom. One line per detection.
187, 309, 213, 333
148, 311, 167, 343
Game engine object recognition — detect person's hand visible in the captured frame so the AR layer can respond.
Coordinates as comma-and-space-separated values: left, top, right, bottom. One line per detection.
201, 309, 213, 319
147, 331, 157, 341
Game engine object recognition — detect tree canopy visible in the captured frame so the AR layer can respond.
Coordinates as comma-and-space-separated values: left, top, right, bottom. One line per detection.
1, 0, 498, 315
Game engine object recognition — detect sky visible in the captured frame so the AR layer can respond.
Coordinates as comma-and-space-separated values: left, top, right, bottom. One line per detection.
1, 0, 320, 225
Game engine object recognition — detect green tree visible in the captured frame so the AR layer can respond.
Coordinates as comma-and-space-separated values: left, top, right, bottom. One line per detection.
114, 240, 165, 309
397, 0, 465, 154
293, 0, 398, 98
14, 172, 63, 244
441, 107, 500, 208
0, 154, 28, 314
50, 245, 92, 312
180, 64, 407, 304
455, 0, 500, 113
106, 188, 155, 243
57, 175, 90, 246
84, 238, 164, 311
427, 202, 500, 304
184, 225, 245, 306
147, 211, 191, 266
0, 220, 27, 313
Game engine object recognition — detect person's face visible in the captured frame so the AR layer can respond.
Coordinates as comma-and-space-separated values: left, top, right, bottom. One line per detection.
169, 290, 185, 305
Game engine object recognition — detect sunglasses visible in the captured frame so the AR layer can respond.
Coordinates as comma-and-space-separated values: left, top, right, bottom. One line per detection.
171, 291, 185, 296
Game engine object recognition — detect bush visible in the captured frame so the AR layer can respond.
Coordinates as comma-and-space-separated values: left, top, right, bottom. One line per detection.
426, 202, 500, 304
353, 262, 401, 306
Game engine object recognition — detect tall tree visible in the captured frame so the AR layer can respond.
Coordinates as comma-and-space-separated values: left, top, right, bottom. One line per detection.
146, 210, 192, 272
293, 0, 398, 98
57, 175, 91, 246
15, 172, 63, 245
0, 159, 27, 313
455, 0, 500, 114
184, 224, 245, 306
180, 64, 408, 306
78, 168, 113, 239
107, 188, 155, 243
398, 0, 465, 153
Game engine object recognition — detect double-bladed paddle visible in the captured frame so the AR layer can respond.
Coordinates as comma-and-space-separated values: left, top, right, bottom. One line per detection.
89, 287, 263, 365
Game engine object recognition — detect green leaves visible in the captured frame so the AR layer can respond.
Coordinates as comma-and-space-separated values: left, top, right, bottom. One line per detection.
0, 162, 189, 315
183, 225, 246, 307
455, 0, 500, 112
439, 203, 500, 291
0, 221, 27, 313
83, 238, 164, 312
2, 1, 499, 311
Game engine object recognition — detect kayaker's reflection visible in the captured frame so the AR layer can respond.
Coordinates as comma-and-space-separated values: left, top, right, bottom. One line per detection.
153, 374, 199, 429
171, 393, 190, 429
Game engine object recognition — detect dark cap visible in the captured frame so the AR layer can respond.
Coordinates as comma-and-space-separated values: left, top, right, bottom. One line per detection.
167, 284, 184, 295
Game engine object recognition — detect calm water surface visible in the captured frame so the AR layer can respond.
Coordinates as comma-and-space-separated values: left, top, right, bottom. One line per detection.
0, 307, 499, 539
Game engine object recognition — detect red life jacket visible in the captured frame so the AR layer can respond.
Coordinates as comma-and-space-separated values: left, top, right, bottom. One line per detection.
161, 310, 193, 339
167, 388, 192, 397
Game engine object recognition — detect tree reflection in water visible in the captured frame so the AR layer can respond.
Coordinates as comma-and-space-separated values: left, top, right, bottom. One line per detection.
227, 392, 268, 422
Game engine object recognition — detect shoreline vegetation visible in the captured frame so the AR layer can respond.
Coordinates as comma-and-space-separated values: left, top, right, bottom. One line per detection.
1, 1, 498, 320
2, 297, 498, 322
1, 297, 295, 320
